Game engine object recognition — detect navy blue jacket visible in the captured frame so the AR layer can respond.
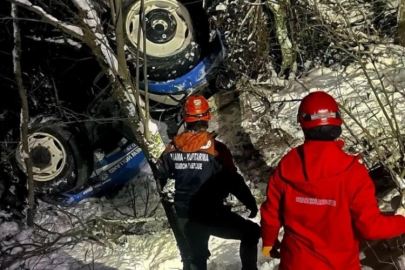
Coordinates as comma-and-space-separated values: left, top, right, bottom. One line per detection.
157, 131, 256, 218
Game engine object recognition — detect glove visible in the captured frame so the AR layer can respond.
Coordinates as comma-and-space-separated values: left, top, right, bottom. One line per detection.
262, 246, 272, 257
262, 240, 281, 258
262, 246, 281, 258
248, 205, 258, 218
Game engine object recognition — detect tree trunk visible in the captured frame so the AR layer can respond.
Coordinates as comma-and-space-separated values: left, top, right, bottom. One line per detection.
111, 0, 188, 259
399, 0, 405, 46
114, 0, 129, 80
73, 0, 165, 163
12, 3, 35, 227
9, 0, 166, 164
109, 0, 164, 162
266, 0, 294, 78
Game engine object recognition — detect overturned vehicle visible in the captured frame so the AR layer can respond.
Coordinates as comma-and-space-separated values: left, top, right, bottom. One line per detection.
13, 0, 235, 206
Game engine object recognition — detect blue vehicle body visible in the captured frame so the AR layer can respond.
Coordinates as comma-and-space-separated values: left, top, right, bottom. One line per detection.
43, 141, 149, 206
140, 57, 213, 94
42, 38, 227, 207
141, 50, 223, 94
140, 30, 226, 95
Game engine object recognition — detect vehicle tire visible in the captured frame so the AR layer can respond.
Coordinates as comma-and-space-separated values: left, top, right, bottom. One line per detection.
123, 0, 202, 81
15, 122, 91, 194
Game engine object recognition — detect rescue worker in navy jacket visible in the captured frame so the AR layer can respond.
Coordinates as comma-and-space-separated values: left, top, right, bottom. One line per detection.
156, 95, 260, 270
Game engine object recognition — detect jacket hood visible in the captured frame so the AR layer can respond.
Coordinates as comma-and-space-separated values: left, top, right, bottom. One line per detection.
173, 131, 216, 155
279, 140, 360, 187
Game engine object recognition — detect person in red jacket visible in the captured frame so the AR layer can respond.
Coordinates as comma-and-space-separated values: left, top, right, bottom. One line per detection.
260, 91, 405, 270
157, 95, 260, 270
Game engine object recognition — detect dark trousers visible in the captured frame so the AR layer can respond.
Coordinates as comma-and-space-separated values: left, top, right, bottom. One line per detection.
177, 210, 260, 270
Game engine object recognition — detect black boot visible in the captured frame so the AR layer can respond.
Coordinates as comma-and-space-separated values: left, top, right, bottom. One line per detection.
240, 242, 258, 270
190, 257, 208, 270
182, 256, 192, 270
183, 261, 191, 270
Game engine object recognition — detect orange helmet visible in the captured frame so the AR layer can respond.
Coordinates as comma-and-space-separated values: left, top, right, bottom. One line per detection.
298, 91, 342, 129
183, 95, 211, 123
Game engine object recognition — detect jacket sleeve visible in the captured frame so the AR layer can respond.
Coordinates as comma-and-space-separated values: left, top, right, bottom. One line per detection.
214, 140, 238, 173
350, 162, 405, 240
260, 166, 283, 246
155, 145, 173, 189
214, 141, 256, 209
229, 172, 257, 210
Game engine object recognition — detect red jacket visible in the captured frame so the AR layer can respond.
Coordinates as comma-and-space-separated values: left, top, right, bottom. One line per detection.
260, 140, 405, 270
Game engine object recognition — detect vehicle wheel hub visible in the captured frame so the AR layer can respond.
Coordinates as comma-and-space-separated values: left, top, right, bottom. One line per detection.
125, 0, 192, 57
146, 9, 177, 44
30, 146, 51, 169
17, 132, 67, 182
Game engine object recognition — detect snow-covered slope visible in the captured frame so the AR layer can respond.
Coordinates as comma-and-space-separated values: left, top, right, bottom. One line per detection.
240, 45, 405, 174
0, 99, 280, 270
3, 47, 405, 268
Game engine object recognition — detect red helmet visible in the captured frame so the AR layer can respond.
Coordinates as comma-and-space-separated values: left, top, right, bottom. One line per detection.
298, 91, 342, 129
183, 95, 211, 123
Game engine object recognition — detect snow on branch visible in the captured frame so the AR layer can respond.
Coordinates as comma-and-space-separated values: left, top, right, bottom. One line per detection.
26, 36, 83, 49
72, 0, 118, 74
9, 0, 84, 39
9, 0, 117, 73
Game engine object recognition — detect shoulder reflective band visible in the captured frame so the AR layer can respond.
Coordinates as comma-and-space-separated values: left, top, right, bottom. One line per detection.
184, 108, 211, 118
301, 111, 341, 121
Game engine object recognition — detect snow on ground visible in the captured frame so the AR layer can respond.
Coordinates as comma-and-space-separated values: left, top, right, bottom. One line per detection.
3, 46, 405, 269
240, 45, 405, 172
0, 96, 279, 270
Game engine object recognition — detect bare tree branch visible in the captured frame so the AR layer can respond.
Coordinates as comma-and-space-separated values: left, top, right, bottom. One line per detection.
8, 0, 84, 39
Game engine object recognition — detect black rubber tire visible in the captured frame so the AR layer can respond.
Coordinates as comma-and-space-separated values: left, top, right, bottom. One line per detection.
15, 123, 91, 195
123, 0, 201, 81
